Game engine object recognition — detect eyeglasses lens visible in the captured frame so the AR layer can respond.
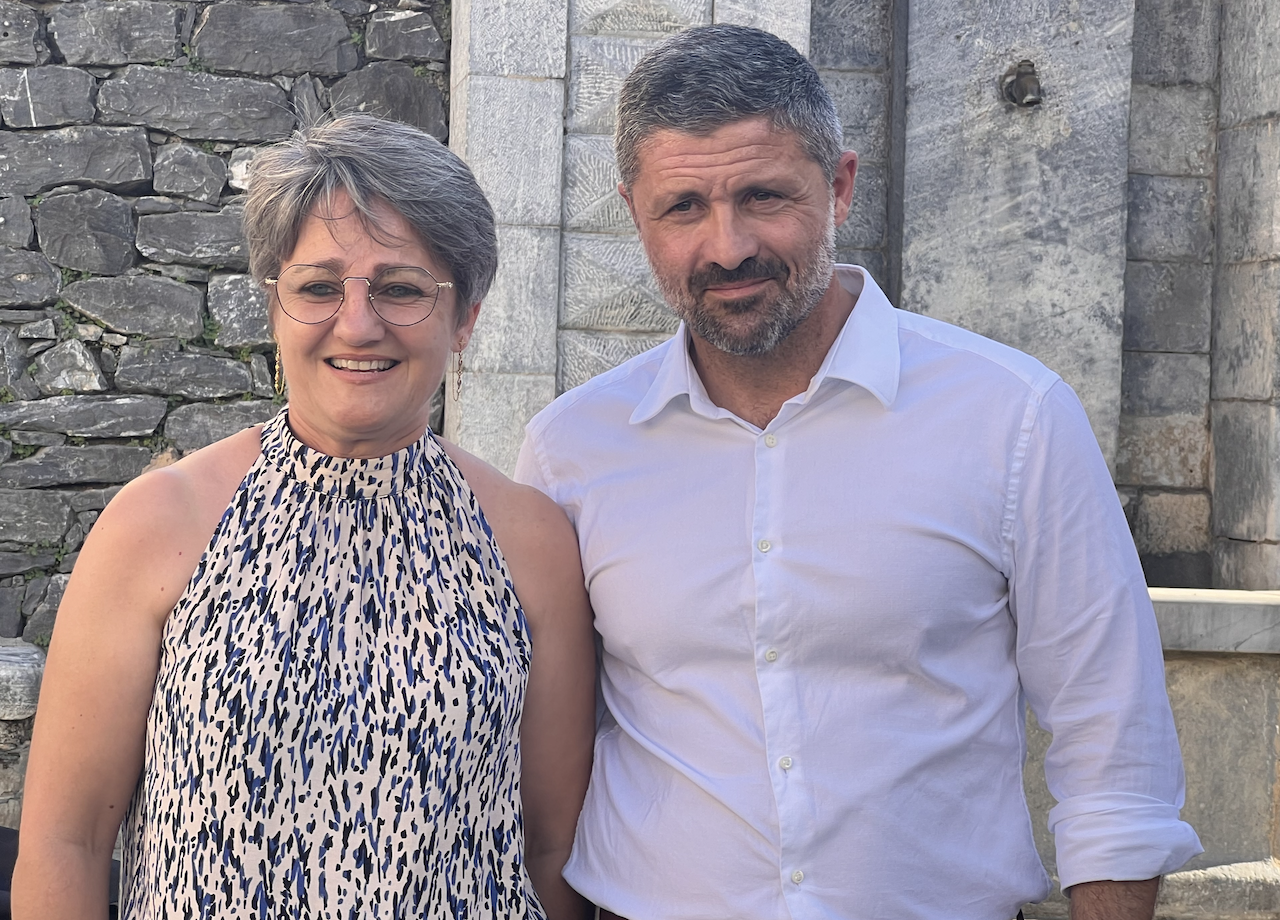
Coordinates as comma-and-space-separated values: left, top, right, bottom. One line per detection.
275, 265, 441, 326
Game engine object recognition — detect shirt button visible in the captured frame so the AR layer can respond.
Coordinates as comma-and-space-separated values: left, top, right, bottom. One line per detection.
764, 434, 778, 448
757, 539, 772, 553
791, 869, 804, 884
764, 648, 778, 662
779, 756, 793, 770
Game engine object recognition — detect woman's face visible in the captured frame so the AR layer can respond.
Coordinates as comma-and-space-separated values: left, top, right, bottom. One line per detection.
272, 190, 478, 458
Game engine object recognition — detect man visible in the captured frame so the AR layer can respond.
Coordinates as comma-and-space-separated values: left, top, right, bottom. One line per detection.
515, 24, 1201, 920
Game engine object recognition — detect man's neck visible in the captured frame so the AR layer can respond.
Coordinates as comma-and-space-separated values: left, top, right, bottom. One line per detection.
689, 272, 860, 430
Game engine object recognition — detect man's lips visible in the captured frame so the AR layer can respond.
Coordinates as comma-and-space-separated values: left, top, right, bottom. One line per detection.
326, 357, 398, 372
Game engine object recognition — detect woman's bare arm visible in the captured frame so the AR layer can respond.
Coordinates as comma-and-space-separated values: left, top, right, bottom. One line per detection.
11, 429, 261, 919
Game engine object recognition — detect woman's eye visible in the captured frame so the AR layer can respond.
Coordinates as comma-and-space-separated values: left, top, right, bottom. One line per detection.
302, 283, 340, 297
378, 284, 425, 300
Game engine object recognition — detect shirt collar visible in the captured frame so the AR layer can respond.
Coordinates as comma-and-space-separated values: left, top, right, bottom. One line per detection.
629, 265, 901, 425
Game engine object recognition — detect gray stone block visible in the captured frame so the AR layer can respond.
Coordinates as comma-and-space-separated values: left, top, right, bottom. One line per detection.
452, 74, 564, 225
571, 0, 709, 37
453, 0, 567, 78
1214, 540, 1280, 590
0, 249, 59, 307
330, 62, 446, 139
0, 126, 152, 198
1121, 351, 1210, 415
67, 486, 122, 512
1213, 401, 1280, 541
835, 161, 887, 250
558, 329, 671, 393
1115, 413, 1208, 489
115, 346, 253, 399
0, 1, 39, 65
22, 573, 69, 644
560, 234, 678, 333
249, 353, 272, 398
0, 588, 22, 637
0, 197, 30, 249
1219, 0, 1280, 129
0, 643, 44, 719
62, 274, 203, 339
97, 66, 293, 142
0, 328, 38, 401
1131, 491, 1211, 555
712, 0, 809, 54
444, 371, 556, 475
1122, 261, 1211, 353
32, 341, 107, 396
0, 445, 151, 488
208, 274, 270, 349
0, 67, 96, 127
36, 190, 136, 276
191, 4, 356, 77
50, 0, 180, 66
0, 395, 166, 438
1126, 174, 1214, 262
1128, 84, 1216, 178
135, 209, 248, 270
0, 489, 72, 545
567, 37, 660, 135
563, 134, 629, 233
153, 145, 228, 204
1213, 260, 1280, 402
1140, 550, 1212, 589
1218, 123, 1280, 264
821, 70, 890, 162
1149, 587, 1280, 651
11, 432, 65, 448
1131, 0, 1218, 86
809, 0, 890, 70
468, 225, 559, 375
164, 401, 278, 453
366, 10, 446, 62
15, 319, 53, 341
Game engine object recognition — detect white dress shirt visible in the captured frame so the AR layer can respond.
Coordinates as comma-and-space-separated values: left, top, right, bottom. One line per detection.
515, 266, 1202, 920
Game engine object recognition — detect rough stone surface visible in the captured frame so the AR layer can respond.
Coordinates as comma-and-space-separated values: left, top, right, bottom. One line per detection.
50, 0, 180, 66
17, 319, 54, 341
1128, 84, 1216, 178
559, 329, 671, 392
809, 0, 890, 70
0, 327, 38, 400
1126, 174, 1214, 262
63, 274, 204, 339
0, 1, 39, 65
0, 445, 152, 489
454, 0, 568, 78
164, 401, 278, 453
1121, 352, 1209, 416
1212, 401, 1280, 541
330, 62, 446, 139
115, 347, 253, 399
97, 66, 294, 142
1132, 491, 1211, 556
468, 226, 559, 376
0, 395, 167, 438
1212, 260, 1280, 402
713, 0, 809, 54
821, 69, 891, 163
36, 190, 136, 276
1116, 414, 1209, 489
0, 589, 22, 637
227, 148, 256, 193
1215, 540, 1280, 590
570, 0, 707, 37
1218, 123, 1280, 264
0, 489, 72, 545
0, 197, 31, 249
366, 10, 446, 62
32, 341, 107, 396
0, 643, 43, 720
208, 275, 270, 349
900, 0, 1133, 467
563, 135, 629, 234
567, 37, 659, 136
560, 234, 677, 333
135, 209, 248, 270
1131, 0, 1219, 86
1122, 261, 1212, 353
0, 67, 96, 128
1219, 0, 1280, 129
0, 249, 59, 307
0, 126, 152, 197
1150, 587, 1280, 652
153, 145, 229, 204
21, 574, 68, 644
191, 5, 356, 77
834, 162, 887, 251
445, 371, 556, 477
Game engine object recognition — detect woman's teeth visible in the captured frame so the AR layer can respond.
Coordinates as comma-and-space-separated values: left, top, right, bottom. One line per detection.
328, 358, 395, 371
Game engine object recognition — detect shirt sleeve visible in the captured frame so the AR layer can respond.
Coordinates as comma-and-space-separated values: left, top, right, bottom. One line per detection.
513, 427, 551, 494
1008, 379, 1203, 889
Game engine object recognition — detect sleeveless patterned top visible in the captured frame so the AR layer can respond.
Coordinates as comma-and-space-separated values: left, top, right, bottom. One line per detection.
120, 411, 545, 920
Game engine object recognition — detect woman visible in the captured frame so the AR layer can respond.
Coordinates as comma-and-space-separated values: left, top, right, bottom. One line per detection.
12, 115, 595, 919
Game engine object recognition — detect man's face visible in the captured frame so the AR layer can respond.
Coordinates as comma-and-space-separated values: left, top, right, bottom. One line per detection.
620, 116, 856, 357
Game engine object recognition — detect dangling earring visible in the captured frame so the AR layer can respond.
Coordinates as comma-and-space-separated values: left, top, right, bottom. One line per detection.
274, 345, 286, 396
454, 348, 464, 393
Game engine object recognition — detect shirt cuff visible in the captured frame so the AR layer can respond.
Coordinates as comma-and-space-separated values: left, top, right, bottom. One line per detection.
1049, 793, 1204, 889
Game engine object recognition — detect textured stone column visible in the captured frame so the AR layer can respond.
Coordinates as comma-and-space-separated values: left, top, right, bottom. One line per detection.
446, 0, 567, 473
1211, 0, 1280, 587
900, 1, 1135, 468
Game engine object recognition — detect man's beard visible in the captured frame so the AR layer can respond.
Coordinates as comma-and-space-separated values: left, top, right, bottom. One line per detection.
652, 221, 837, 357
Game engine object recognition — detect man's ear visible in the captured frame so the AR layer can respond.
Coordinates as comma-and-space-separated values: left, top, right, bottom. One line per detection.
618, 182, 641, 234
831, 151, 859, 229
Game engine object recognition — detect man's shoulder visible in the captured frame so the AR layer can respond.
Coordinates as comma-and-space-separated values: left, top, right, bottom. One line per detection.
893, 307, 1061, 396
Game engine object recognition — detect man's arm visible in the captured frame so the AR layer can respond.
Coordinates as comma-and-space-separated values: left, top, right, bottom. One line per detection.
1068, 878, 1160, 920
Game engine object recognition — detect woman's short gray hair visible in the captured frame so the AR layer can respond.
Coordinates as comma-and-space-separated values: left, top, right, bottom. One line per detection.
615, 24, 842, 188
243, 114, 498, 320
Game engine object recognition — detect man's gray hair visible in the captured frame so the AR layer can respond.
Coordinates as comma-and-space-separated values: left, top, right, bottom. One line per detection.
615, 24, 842, 189
243, 114, 498, 320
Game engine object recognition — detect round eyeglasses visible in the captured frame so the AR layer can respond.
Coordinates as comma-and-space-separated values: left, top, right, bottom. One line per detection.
264, 264, 454, 326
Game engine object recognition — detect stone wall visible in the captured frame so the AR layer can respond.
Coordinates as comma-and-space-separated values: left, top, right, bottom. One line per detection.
0, 0, 451, 825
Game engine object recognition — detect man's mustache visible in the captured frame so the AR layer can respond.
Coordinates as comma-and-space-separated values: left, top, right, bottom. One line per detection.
689, 258, 789, 295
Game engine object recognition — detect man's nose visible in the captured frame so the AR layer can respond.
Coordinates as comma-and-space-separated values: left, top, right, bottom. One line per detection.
702, 206, 758, 270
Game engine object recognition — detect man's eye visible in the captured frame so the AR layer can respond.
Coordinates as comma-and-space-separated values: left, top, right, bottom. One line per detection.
671, 200, 694, 213
751, 191, 778, 201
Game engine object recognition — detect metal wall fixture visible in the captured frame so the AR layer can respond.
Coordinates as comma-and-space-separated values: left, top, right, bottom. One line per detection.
1002, 60, 1043, 106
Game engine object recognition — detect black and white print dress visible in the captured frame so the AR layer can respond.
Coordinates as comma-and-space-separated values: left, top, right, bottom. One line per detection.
120, 411, 546, 920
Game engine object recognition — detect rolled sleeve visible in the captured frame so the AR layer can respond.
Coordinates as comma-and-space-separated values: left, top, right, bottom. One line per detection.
1008, 380, 1203, 888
